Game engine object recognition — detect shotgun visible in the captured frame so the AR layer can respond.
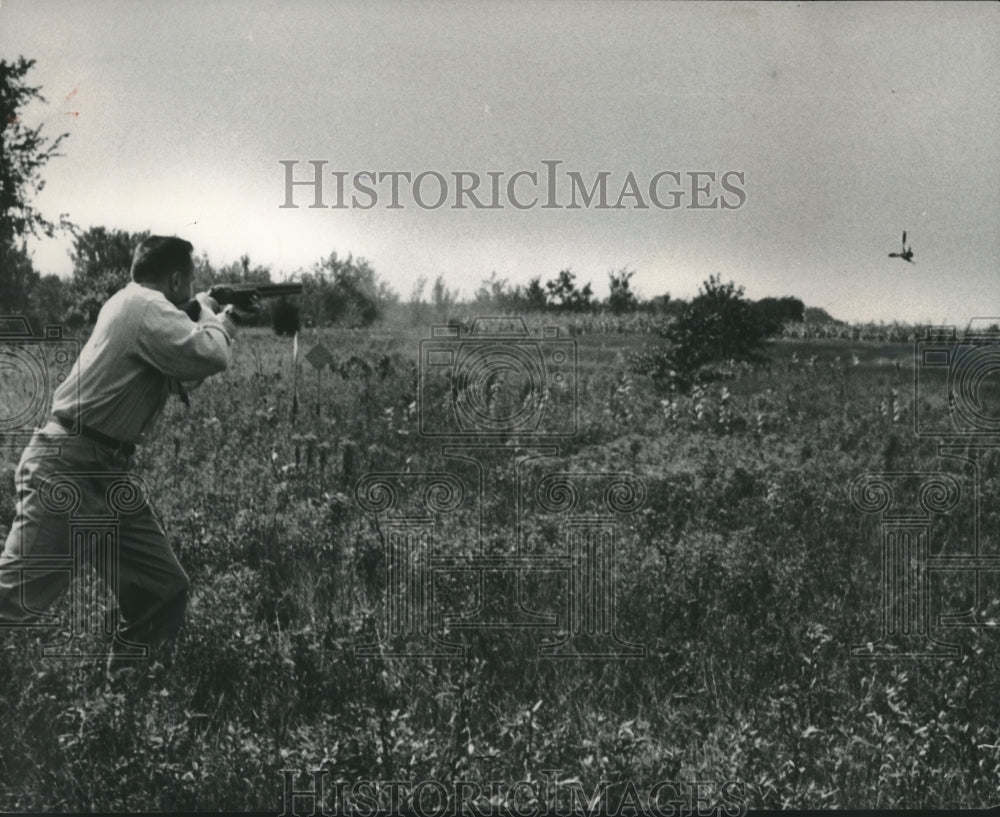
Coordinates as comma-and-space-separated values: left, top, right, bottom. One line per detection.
183, 282, 303, 321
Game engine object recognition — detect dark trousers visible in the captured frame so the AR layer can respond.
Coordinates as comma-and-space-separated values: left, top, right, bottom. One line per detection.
0, 426, 189, 659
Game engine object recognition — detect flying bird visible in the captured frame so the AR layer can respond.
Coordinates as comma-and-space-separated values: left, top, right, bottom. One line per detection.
888, 231, 914, 263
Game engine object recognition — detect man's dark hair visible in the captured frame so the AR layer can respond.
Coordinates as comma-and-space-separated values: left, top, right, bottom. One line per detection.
131, 236, 194, 283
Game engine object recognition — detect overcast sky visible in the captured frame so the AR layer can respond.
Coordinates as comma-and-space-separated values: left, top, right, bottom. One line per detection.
3, 1, 998, 323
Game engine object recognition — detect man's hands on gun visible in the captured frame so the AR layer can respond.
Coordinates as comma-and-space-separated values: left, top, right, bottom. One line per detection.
232, 292, 263, 322
186, 287, 262, 323
194, 291, 220, 315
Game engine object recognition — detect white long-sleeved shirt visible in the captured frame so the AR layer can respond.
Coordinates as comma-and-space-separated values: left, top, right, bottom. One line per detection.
50, 282, 236, 443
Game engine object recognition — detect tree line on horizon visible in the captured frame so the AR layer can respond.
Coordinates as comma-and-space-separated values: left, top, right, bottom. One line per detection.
1, 55, 827, 339
1, 219, 818, 334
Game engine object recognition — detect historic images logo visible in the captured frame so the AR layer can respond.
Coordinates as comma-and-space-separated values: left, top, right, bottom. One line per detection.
352, 317, 647, 660
279, 160, 747, 211
851, 320, 1000, 658
0, 317, 147, 660
277, 770, 748, 817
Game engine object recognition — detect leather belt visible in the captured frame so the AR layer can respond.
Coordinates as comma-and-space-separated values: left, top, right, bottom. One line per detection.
48, 415, 137, 457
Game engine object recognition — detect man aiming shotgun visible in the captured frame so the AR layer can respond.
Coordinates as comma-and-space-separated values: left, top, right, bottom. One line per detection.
0, 236, 261, 674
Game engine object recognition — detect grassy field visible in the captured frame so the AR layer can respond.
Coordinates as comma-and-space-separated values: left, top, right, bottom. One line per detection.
0, 317, 998, 812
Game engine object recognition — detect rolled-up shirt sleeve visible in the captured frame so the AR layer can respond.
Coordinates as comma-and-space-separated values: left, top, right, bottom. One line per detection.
134, 298, 234, 381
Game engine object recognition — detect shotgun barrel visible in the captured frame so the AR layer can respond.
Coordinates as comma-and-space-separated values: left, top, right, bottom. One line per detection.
182, 282, 303, 320
210, 282, 303, 306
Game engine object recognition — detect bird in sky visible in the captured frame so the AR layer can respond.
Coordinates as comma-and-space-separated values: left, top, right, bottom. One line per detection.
888, 230, 914, 263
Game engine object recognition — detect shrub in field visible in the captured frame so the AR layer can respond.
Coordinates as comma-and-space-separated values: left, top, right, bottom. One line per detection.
752, 295, 805, 332
630, 274, 777, 392
299, 252, 396, 327
607, 267, 640, 314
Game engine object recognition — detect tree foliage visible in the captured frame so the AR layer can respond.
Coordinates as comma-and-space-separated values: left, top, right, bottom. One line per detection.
631, 274, 779, 392
70, 226, 146, 286
0, 243, 40, 315
0, 57, 70, 246
607, 267, 639, 314
463, 273, 549, 314
61, 227, 147, 326
297, 252, 395, 328
210, 254, 273, 287
804, 305, 842, 324
751, 296, 805, 333
524, 276, 547, 311
431, 274, 459, 314
0, 57, 71, 321
545, 268, 593, 311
